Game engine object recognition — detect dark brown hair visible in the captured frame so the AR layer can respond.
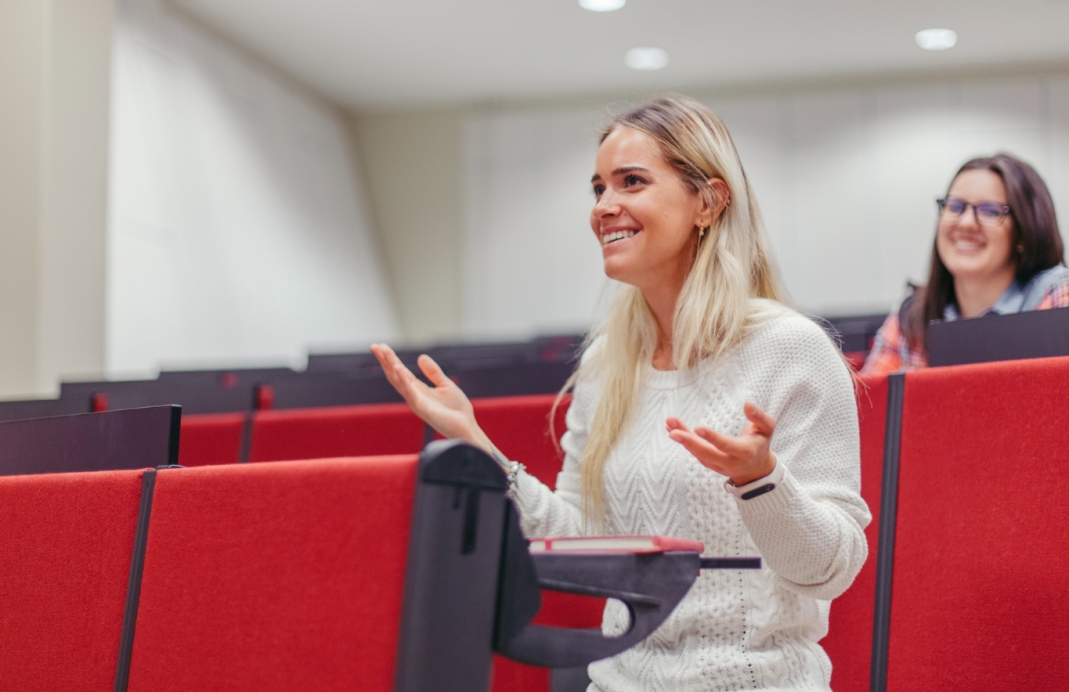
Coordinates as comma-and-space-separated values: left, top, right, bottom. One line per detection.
902, 153, 1064, 356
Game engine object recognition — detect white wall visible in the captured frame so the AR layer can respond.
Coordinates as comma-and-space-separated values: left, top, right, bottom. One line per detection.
463, 74, 1069, 339
0, 0, 113, 398
107, 0, 397, 376
352, 109, 465, 346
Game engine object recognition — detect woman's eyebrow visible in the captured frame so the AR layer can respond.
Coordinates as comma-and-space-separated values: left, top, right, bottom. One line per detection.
590, 166, 651, 183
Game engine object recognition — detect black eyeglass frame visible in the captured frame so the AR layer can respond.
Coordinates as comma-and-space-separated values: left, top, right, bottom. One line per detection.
936, 197, 1013, 227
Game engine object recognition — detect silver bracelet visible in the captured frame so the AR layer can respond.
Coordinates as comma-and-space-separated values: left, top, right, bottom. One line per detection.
490, 449, 525, 487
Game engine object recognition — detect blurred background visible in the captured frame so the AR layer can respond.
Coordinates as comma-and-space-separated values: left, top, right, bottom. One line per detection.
2, 0, 1068, 399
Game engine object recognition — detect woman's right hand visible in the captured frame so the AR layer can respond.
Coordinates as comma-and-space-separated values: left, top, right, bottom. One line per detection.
369, 343, 494, 454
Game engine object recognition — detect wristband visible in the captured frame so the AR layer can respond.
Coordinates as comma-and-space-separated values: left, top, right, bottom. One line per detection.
724, 458, 784, 501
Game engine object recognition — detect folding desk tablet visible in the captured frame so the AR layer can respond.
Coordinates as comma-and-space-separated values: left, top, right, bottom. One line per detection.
264, 369, 405, 408
449, 361, 575, 398
0, 405, 180, 476
928, 306, 1069, 367
0, 395, 91, 422
60, 369, 292, 415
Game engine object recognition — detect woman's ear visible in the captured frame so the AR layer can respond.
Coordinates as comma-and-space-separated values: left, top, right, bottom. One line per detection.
697, 178, 731, 227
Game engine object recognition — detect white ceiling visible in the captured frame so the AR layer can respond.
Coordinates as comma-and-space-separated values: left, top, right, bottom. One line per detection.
173, 0, 1069, 109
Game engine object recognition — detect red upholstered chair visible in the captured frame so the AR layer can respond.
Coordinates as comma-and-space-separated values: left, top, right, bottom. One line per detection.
247, 402, 425, 462
843, 351, 868, 372
823, 373, 887, 692
887, 357, 1069, 689
474, 394, 570, 487
0, 469, 145, 691
474, 394, 605, 692
126, 456, 420, 692
178, 412, 246, 466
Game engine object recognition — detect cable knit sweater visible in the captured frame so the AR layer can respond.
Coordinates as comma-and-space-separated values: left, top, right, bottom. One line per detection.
511, 304, 871, 691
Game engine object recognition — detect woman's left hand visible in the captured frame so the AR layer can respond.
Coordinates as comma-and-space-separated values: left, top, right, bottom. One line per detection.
666, 402, 777, 486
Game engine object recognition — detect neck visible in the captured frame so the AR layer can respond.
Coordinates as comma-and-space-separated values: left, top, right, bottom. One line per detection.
953, 269, 1016, 318
642, 277, 685, 371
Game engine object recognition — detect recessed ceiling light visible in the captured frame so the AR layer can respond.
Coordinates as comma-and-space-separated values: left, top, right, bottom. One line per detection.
579, 0, 625, 11
915, 28, 957, 51
625, 47, 668, 71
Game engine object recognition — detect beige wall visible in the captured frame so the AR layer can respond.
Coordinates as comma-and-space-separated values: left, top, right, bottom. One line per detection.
0, 0, 113, 398
350, 109, 465, 346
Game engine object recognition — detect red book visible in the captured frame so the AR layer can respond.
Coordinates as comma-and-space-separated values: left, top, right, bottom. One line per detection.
528, 535, 705, 554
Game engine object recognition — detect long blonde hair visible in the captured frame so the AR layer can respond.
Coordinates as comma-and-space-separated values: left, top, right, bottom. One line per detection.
557, 96, 787, 527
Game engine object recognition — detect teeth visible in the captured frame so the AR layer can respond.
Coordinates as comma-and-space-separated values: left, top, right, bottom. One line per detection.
602, 230, 637, 245
953, 238, 982, 251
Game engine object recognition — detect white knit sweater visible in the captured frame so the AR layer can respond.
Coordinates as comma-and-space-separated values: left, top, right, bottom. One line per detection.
511, 304, 871, 691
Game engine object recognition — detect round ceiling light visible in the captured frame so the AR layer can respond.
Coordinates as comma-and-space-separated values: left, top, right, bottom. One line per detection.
579, 0, 626, 11
915, 28, 957, 51
625, 47, 669, 71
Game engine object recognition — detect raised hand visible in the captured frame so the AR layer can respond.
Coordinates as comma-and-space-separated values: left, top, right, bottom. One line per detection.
369, 343, 494, 453
666, 402, 777, 487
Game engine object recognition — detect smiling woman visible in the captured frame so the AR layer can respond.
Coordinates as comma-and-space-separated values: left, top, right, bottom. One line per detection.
371, 96, 869, 691
862, 153, 1069, 375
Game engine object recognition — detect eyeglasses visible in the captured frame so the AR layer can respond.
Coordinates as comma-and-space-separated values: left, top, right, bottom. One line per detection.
937, 197, 1012, 228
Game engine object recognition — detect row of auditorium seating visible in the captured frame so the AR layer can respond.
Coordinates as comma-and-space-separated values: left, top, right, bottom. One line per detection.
4, 327, 1065, 689
0, 334, 587, 422
184, 356, 1066, 692
0, 434, 720, 692
178, 395, 570, 467
0, 318, 879, 423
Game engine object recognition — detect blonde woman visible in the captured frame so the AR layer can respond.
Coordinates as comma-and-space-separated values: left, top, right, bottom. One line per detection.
372, 97, 869, 691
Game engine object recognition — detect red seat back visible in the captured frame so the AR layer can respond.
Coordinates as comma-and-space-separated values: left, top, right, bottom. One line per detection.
248, 403, 425, 461
0, 469, 145, 691
178, 412, 245, 466
474, 394, 569, 488
888, 357, 1069, 689
127, 456, 419, 691
824, 374, 886, 692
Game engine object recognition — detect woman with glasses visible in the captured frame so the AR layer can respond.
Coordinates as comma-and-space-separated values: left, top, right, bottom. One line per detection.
862, 153, 1067, 375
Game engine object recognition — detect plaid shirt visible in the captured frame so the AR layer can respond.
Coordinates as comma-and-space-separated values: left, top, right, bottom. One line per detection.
861, 265, 1069, 376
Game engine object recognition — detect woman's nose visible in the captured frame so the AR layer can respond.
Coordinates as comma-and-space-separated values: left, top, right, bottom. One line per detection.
957, 204, 979, 228
594, 189, 620, 216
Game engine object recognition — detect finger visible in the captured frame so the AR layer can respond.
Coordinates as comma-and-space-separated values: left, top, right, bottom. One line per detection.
376, 344, 408, 380
694, 426, 752, 457
370, 344, 404, 386
417, 354, 453, 389
744, 401, 776, 437
665, 417, 691, 433
373, 345, 431, 402
668, 429, 731, 468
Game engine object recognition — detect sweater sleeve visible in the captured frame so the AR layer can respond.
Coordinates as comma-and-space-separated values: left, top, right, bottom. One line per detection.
733, 316, 872, 601
508, 353, 601, 538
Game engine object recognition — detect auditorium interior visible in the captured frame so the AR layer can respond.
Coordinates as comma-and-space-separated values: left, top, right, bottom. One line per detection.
1, 1, 1068, 690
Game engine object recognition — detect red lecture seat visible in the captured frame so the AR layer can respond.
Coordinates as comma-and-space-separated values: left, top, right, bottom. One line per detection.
887, 357, 1069, 689
126, 456, 419, 691
823, 373, 886, 692
0, 469, 145, 691
178, 412, 246, 466
474, 394, 570, 487
247, 402, 425, 462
